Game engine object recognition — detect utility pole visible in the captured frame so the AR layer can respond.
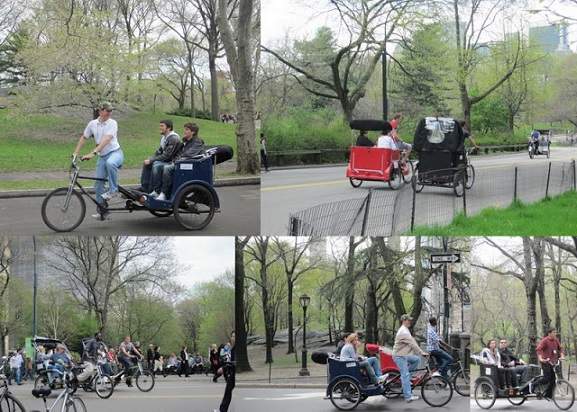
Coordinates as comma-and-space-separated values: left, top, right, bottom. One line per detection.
382, 36, 388, 120
32, 236, 37, 339
442, 237, 450, 343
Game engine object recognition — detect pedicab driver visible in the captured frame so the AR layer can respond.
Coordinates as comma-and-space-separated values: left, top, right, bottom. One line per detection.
537, 327, 564, 400
73, 102, 124, 219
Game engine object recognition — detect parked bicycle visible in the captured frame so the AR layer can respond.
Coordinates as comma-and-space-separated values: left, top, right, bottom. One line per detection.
0, 374, 25, 412
30, 366, 87, 412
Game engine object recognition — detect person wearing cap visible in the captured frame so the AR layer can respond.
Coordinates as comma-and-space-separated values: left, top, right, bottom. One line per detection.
73, 102, 124, 219
393, 314, 429, 403
48, 344, 71, 384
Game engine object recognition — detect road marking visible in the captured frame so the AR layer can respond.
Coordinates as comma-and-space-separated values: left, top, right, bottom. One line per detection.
262, 180, 345, 192
243, 392, 326, 401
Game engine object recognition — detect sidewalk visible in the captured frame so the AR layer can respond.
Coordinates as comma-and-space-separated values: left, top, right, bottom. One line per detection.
236, 363, 327, 389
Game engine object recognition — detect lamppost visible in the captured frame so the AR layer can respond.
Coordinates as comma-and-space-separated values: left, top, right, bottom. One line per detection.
298, 294, 311, 377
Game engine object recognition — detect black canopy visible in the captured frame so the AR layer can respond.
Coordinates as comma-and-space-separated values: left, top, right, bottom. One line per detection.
349, 119, 389, 131
413, 117, 465, 153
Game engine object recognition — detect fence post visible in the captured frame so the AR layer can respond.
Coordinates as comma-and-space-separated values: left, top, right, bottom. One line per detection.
289, 216, 299, 236
546, 162, 552, 198
360, 189, 373, 236
411, 177, 417, 232
573, 160, 576, 191
514, 167, 518, 203
462, 172, 467, 217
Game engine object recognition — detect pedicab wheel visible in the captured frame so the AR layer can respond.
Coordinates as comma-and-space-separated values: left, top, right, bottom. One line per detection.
421, 375, 453, 407
95, 375, 114, 399
474, 377, 497, 409
329, 378, 362, 411
65, 396, 87, 412
41, 187, 86, 232
452, 368, 470, 396
388, 167, 402, 190
402, 161, 414, 184
173, 184, 215, 230
148, 209, 173, 218
465, 164, 475, 190
453, 172, 465, 197
412, 166, 424, 193
34, 375, 48, 390
0, 393, 25, 412
135, 370, 155, 392
529, 149, 534, 159
552, 379, 575, 410
507, 393, 526, 406
349, 178, 363, 188
383, 371, 402, 399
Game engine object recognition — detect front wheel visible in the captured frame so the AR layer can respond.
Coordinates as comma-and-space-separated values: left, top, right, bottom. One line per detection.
421, 375, 453, 407
452, 368, 470, 396
65, 396, 87, 412
95, 375, 114, 399
465, 164, 475, 189
136, 370, 155, 392
552, 379, 575, 410
507, 394, 526, 406
0, 393, 26, 411
329, 378, 362, 411
349, 178, 363, 188
474, 377, 497, 409
401, 161, 414, 184
388, 166, 402, 190
41, 187, 86, 232
173, 184, 216, 230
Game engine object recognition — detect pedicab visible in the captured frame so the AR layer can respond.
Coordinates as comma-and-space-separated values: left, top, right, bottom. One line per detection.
346, 120, 413, 190
412, 117, 474, 197
472, 355, 575, 410
529, 129, 551, 159
41, 145, 233, 232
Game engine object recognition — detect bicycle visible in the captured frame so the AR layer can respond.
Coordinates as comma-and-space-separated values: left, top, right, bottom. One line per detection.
0, 374, 26, 412
111, 358, 154, 392
30, 367, 87, 412
79, 358, 114, 399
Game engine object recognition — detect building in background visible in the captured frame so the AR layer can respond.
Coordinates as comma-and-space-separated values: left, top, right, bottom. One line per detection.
529, 23, 571, 53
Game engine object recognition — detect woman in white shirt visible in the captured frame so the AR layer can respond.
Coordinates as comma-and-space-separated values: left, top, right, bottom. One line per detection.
480, 339, 514, 392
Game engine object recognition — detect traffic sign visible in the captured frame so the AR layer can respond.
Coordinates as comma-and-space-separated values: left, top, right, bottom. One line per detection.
430, 253, 461, 263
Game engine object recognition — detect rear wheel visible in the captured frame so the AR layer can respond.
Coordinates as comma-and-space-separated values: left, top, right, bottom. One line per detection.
452, 368, 470, 396
349, 178, 363, 188
421, 375, 453, 407
65, 396, 87, 412
173, 184, 216, 230
474, 377, 497, 409
465, 164, 475, 189
95, 375, 114, 399
41, 187, 86, 232
0, 393, 26, 412
507, 394, 526, 406
329, 379, 362, 411
383, 371, 402, 399
552, 379, 575, 410
388, 166, 402, 190
135, 370, 155, 392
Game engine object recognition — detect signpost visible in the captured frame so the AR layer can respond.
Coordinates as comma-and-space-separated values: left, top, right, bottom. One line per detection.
430, 253, 461, 264
430, 250, 461, 342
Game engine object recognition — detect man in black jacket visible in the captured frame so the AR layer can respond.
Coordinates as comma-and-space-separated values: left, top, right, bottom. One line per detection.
178, 346, 190, 378
139, 119, 181, 194
355, 130, 374, 147
499, 338, 527, 386
215, 331, 235, 412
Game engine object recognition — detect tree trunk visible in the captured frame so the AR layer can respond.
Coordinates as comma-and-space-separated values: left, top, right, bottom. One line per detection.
344, 238, 357, 333
365, 282, 378, 344
287, 280, 294, 354
235, 238, 252, 372
526, 291, 538, 364
209, 51, 219, 120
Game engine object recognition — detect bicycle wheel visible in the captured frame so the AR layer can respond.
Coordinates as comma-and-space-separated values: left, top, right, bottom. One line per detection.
34, 375, 48, 390
173, 184, 216, 230
41, 187, 86, 232
349, 178, 363, 188
0, 393, 26, 412
135, 370, 155, 392
329, 378, 362, 411
507, 394, 526, 406
474, 377, 497, 409
552, 379, 575, 410
465, 164, 475, 189
383, 371, 402, 399
65, 396, 87, 412
412, 166, 424, 193
95, 375, 114, 399
421, 375, 453, 407
452, 368, 470, 396
402, 161, 414, 184
388, 167, 402, 190
453, 171, 465, 197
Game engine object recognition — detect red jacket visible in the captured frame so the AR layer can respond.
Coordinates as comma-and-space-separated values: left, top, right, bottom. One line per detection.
536, 335, 563, 363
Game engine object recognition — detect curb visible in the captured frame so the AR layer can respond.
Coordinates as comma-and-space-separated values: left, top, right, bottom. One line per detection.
269, 163, 347, 171
0, 177, 260, 199
236, 383, 326, 389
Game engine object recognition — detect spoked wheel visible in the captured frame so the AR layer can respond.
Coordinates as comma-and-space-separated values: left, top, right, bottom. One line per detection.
388, 166, 402, 190
474, 377, 497, 409
421, 375, 453, 407
412, 166, 424, 193
383, 371, 402, 399
95, 375, 114, 399
349, 178, 363, 188
0, 393, 26, 411
149, 209, 173, 218
401, 161, 414, 184
329, 379, 362, 411
173, 184, 216, 230
34, 375, 48, 390
529, 147, 534, 159
452, 368, 470, 396
65, 396, 87, 412
453, 172, 465, 197
552, 379, 575, 410
507, 393, 526, 406
465, 164, 475, 189
41, 187, 86, 232
135, 370, 155, 392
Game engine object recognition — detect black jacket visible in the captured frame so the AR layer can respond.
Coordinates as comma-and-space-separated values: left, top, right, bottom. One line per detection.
174, 137, 205, 162
500, 347, 521, 366
355, 134, 374, 147
150, 132, 181, 163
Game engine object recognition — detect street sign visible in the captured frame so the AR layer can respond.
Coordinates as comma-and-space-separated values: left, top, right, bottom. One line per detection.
430, 253, 461, 264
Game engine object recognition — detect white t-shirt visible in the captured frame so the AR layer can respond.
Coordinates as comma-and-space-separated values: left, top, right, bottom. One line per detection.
377, 134, 396, 150
83, 118, 121, 156
396, 325, 412, 338
9, 353, 23, 368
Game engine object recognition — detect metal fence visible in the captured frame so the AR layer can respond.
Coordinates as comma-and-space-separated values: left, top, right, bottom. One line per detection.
288, 160, 577, 236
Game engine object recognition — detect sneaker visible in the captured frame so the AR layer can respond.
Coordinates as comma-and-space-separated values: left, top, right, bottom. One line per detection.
156, 192, 167, 201
149, 191, 159, 198
377, 375, 388, 383
406, 395, 420, 402
431, 371, 442, 377
101, 191, 120, 201
91, 212, 110, 220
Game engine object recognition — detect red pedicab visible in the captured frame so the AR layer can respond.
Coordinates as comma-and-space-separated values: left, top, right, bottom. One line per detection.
346, 120, 413, 190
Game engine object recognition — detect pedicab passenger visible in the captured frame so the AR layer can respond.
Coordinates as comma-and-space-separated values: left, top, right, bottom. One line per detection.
340, 333, 385, 386
426, 317, 454, 380
156, 122, 205, 201
138, 119, 181, 196
355, 130, 374, 147
392, 314, 429, 403
47, 344, 71, 384
536, 327, 564, 400
480, 339, 515, 392
499, 338, 527, 386
376, 122, 395, 149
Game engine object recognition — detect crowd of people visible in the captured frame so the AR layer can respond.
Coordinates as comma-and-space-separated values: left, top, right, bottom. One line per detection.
3, 348, 32, 385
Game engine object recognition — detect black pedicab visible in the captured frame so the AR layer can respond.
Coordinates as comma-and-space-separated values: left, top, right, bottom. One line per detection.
412, 117, 474, 197
528, 129, 551, 159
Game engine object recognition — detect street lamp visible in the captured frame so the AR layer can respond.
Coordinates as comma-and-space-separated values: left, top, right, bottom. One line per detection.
299, 294, 311, 377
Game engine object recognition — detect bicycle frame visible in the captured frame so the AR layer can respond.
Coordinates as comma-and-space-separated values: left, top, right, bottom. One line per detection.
39, 370, 74, 412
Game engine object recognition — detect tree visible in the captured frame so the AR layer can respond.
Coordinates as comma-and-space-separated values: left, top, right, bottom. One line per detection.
0, 2, 26, 47
216, 0, 260, 174
235, 236, 252, 372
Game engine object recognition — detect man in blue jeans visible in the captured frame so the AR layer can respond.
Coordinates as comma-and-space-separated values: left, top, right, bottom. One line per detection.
427, 316, 454, 380
393, 314, 429, 403
73, 102, 124, 219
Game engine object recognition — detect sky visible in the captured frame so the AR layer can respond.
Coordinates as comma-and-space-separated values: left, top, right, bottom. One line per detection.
262, 0, 577, 51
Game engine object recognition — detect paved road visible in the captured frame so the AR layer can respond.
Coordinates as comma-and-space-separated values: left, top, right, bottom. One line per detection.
261, 147, 577, 234
470, 398, 576, 410
0, 185, 260, 235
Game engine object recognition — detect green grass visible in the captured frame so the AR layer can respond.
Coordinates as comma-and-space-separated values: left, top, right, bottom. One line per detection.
411, 191, 577, 235
0, 109, 236, 172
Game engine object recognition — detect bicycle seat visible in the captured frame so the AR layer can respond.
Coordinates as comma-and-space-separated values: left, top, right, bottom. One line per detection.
32, 388, 52, 398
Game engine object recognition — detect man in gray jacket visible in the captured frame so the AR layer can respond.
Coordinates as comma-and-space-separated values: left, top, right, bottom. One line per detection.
392, 314, 429, 403
139, 119, 180, 195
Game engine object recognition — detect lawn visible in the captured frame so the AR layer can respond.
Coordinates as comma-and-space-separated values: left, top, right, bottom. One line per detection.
411, 191, 577, 236
0, 109, 236, 172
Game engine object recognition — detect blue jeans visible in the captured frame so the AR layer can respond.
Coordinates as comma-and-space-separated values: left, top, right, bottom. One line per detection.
366, 356, 382, 378
430, 349, 453, 379
11, 367, 21, 385
95, 149, 124, 204
140, 160, 169, 193
47, 364, 64, 384
161, 164, 176, 195
393, 355, 420, 400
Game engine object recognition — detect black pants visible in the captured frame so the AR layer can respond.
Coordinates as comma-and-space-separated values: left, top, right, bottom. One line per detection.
261, 149, 269, 171
178, 361, 189, 377
219, 365, 235, 412
541, 362, 555, 398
